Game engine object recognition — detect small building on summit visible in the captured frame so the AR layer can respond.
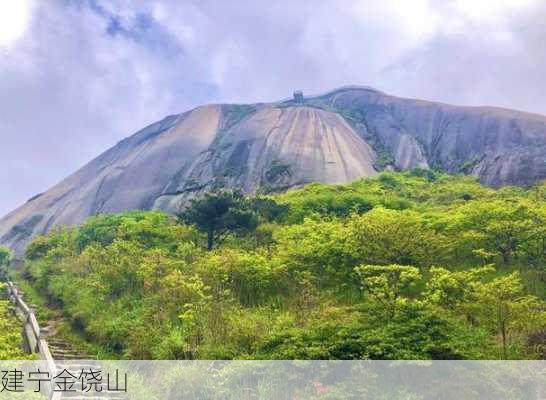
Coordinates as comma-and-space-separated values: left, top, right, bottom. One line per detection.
293, 91, 304, 103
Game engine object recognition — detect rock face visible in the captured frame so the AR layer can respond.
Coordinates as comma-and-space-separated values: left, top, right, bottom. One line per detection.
155, 105, 377, 211
2, 86, 546, 254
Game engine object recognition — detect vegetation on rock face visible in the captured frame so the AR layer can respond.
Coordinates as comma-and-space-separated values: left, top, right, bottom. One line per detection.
4, 214, 43, 241
22, 171, 546, 360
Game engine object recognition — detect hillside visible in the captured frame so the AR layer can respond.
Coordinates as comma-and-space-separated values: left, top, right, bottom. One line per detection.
21, 172, 546, 360
2, 86, 546, 254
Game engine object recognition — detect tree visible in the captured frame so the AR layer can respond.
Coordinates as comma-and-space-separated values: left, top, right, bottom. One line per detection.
249, 197, 288, 222
447, 199, 545, 264
25, 235, 53, 260
471, 273, 546, 359
75, 210, 194, 253
346, 208, 449, 267
425, 267, 546, 359
355, 264, 421, 317
273, 218, 351, 287
425, 265, 494, 311
179, 190, 258, 250
276, 182, 375, 223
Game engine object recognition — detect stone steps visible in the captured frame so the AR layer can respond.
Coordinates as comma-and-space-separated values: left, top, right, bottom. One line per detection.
12, 284, 125, 398
49, 344, 91, 360
42, 317, 94, 360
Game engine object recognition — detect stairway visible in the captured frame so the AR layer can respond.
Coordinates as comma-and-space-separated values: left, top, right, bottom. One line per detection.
48, 338, 90, 361
31, 307, 127, 398
9, 284, 129, 399
46, 333, 128, 399
41, 318, 92, 360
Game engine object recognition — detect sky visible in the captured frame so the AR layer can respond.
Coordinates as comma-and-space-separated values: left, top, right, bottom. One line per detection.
0, 0, 545, 217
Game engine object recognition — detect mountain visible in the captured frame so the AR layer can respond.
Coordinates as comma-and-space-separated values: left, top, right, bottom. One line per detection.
2, 86, 546, 254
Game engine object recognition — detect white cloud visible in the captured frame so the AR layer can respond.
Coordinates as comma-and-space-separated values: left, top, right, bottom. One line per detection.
0, 0, 34, 47
353, 0, 441, 43
454, 0, 535, 20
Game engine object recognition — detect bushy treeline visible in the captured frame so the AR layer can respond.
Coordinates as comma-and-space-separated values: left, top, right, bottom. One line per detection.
23, 171, 546, 359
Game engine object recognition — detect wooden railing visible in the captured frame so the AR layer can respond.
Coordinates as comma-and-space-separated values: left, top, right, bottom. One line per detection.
5, 280, 62, 400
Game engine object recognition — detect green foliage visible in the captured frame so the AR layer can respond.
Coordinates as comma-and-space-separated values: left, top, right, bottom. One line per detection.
264, 159, 292, 183
3, 214, 43, 241
76, 211, 190, 252
22, 172, 546, 360
25, 227, 76, 261
0, 285, 30, 360
445, 199, 546, 265
346, 208, 450, 267
26, 235, 54, 261
425, 265, 495, 310
222, 104, 257, 129
355, 264, 421, 316
179, 190, 258, 250
425, 266, 546, 359
0, 246, 11, 267
458, 156, 483, 174
375, 150, 395, 169
277, 183, 375, 223
249, 197, 288, 222
257, 303, 487, 360
471, 273, 546, 359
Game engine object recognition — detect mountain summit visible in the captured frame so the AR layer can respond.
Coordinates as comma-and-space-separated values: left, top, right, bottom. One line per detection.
2, 86, 546, 254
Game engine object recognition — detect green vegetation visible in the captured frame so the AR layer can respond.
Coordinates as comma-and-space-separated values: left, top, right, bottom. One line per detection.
22, 171, 546, 360
0, 246, 27, 360
0, 247, 30, 360
374, 148, 395, 169
0, 246, 11, 268
0, 291, 28, 359
222, 104, 257, 130
459, 156, 483, 174
178, 191, 258, 250
4, 214, 43, 241
265, 160, 292, 182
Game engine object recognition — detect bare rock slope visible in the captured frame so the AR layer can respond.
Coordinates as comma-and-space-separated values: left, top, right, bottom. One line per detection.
2, 86, 546, 254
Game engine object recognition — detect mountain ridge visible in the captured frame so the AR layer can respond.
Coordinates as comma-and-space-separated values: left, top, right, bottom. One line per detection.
2, 86, 546, 254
